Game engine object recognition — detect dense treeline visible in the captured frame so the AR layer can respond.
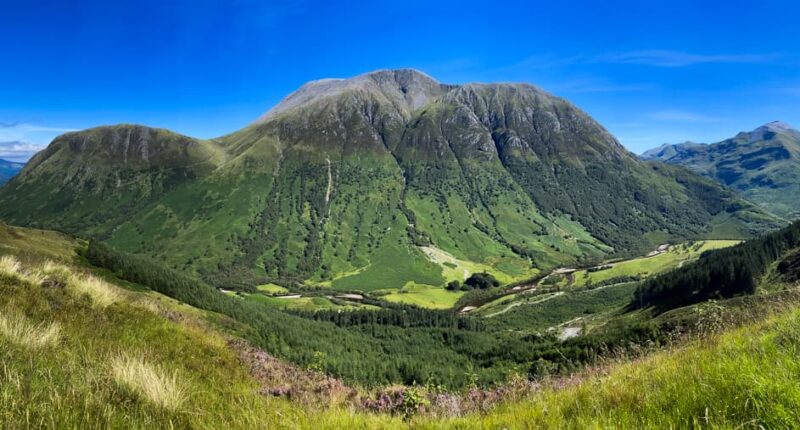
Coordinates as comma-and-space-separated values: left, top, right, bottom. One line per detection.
292, 307, 485, 331
86, 240, 719, 389
632, 220, 800, 310
86, 240, 488, 387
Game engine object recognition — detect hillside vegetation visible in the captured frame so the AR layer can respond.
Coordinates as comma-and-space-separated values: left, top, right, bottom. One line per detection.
0, 70, 781, 297
2, 222, 800, 428
642, 121, 800, 219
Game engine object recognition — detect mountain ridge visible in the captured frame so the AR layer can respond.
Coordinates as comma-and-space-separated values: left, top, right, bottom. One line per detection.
641, 121, 800, 218
0, 70, 782, 290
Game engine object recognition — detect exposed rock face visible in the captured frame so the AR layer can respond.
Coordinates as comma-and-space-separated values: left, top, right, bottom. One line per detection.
0, 70, 780, 289
256, 69, 447, 122
641, 121, 800, 218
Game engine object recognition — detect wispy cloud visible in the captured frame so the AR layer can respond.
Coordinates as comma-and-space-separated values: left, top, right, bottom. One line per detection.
599, 50, 779, 67
0, 123, 75, 133
0, 122, 75, 162
549, 78, 654, 94
647, 109, 725, 123
0, 140, 45, 162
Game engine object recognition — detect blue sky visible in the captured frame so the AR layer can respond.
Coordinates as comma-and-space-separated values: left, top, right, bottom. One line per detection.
2, 0, 799, 161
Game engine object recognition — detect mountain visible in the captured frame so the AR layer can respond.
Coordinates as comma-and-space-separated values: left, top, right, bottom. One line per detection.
641, 121, 800, 219
640, 141, 704, 160
0, 159, 24, 184
0, 69, 780, 290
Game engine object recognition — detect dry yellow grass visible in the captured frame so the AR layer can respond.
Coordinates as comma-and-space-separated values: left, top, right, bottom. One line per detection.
0, 255, 22, 276
0, 255, 44, 285
41, 260, 72, 280
0, 312, 60, 348
68, 274, 122, 308
111, 354, 188, 410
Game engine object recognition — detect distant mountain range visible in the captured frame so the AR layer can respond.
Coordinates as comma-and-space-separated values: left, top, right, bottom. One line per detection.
641, 121, 800, 219
0, 70, 781, 290
0, 159, 24, 185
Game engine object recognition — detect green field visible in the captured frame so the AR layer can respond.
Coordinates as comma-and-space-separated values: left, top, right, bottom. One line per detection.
256, 283, 290, 294
382, 282, 465, 309
569, 240, 740, 288
244, 293, 378, 311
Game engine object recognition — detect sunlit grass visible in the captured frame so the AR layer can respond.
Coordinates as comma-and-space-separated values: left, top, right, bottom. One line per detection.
111, 354, 188, 411
68, 274, 122, 308
0, 255, 44, 285
418, 306, 800, 429
41, 260, 72, 281
0, 312, 60, 349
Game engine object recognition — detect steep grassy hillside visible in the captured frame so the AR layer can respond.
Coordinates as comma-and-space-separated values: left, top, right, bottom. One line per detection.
0, 71, 781, 295
423, 295, 800, 429
642, 121, 800, 219
0, 225, 402, 428
3, 221, 800, 428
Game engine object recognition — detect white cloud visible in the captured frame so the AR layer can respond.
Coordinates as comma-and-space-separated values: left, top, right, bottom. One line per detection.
0, 122, 74, 162
0, 123, 75, 141
599, 50, 779, 67
0, 140, 45, 162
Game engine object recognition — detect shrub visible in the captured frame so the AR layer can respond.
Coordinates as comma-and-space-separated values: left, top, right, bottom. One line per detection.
464, 272, 500, 290
445, 280, 461, 291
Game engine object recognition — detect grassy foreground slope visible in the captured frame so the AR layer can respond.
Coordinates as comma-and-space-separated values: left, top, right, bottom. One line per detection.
427, 300, 800, 429
3, 221, 800, 428
5, 242, 800, 428
0, 225, 401, 428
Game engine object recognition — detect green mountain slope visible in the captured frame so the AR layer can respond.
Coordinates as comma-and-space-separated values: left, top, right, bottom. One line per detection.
0, 158, 24, 184
0, 70, 781, 291
642, 121, 800, 219
4, 221, 800, 428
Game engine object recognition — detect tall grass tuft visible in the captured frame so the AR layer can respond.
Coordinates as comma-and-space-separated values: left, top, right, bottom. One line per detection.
41, 260, 72, 281
0, 255, 44, 285
111, 354, 188, 411
0, 312, 60, 348
68, 274, 121, 308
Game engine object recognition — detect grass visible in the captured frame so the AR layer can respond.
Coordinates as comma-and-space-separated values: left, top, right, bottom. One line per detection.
420, 304, 800, 429
0, 223, 79, 262
244, 293, 376, 311
419, 245, 535, 284
256, 283, 289, 294
570, 240, 740, 288
0, 239, 405, 428
111, 353, 188, 411
0, 312, 61, 349
68, 273, 123, 308
0, 255, 44, 285
382, 282, 465, 309
3, 222, 800, 428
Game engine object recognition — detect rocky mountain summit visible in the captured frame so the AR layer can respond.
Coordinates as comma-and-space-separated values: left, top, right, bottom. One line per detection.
0, 70, 779, 289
